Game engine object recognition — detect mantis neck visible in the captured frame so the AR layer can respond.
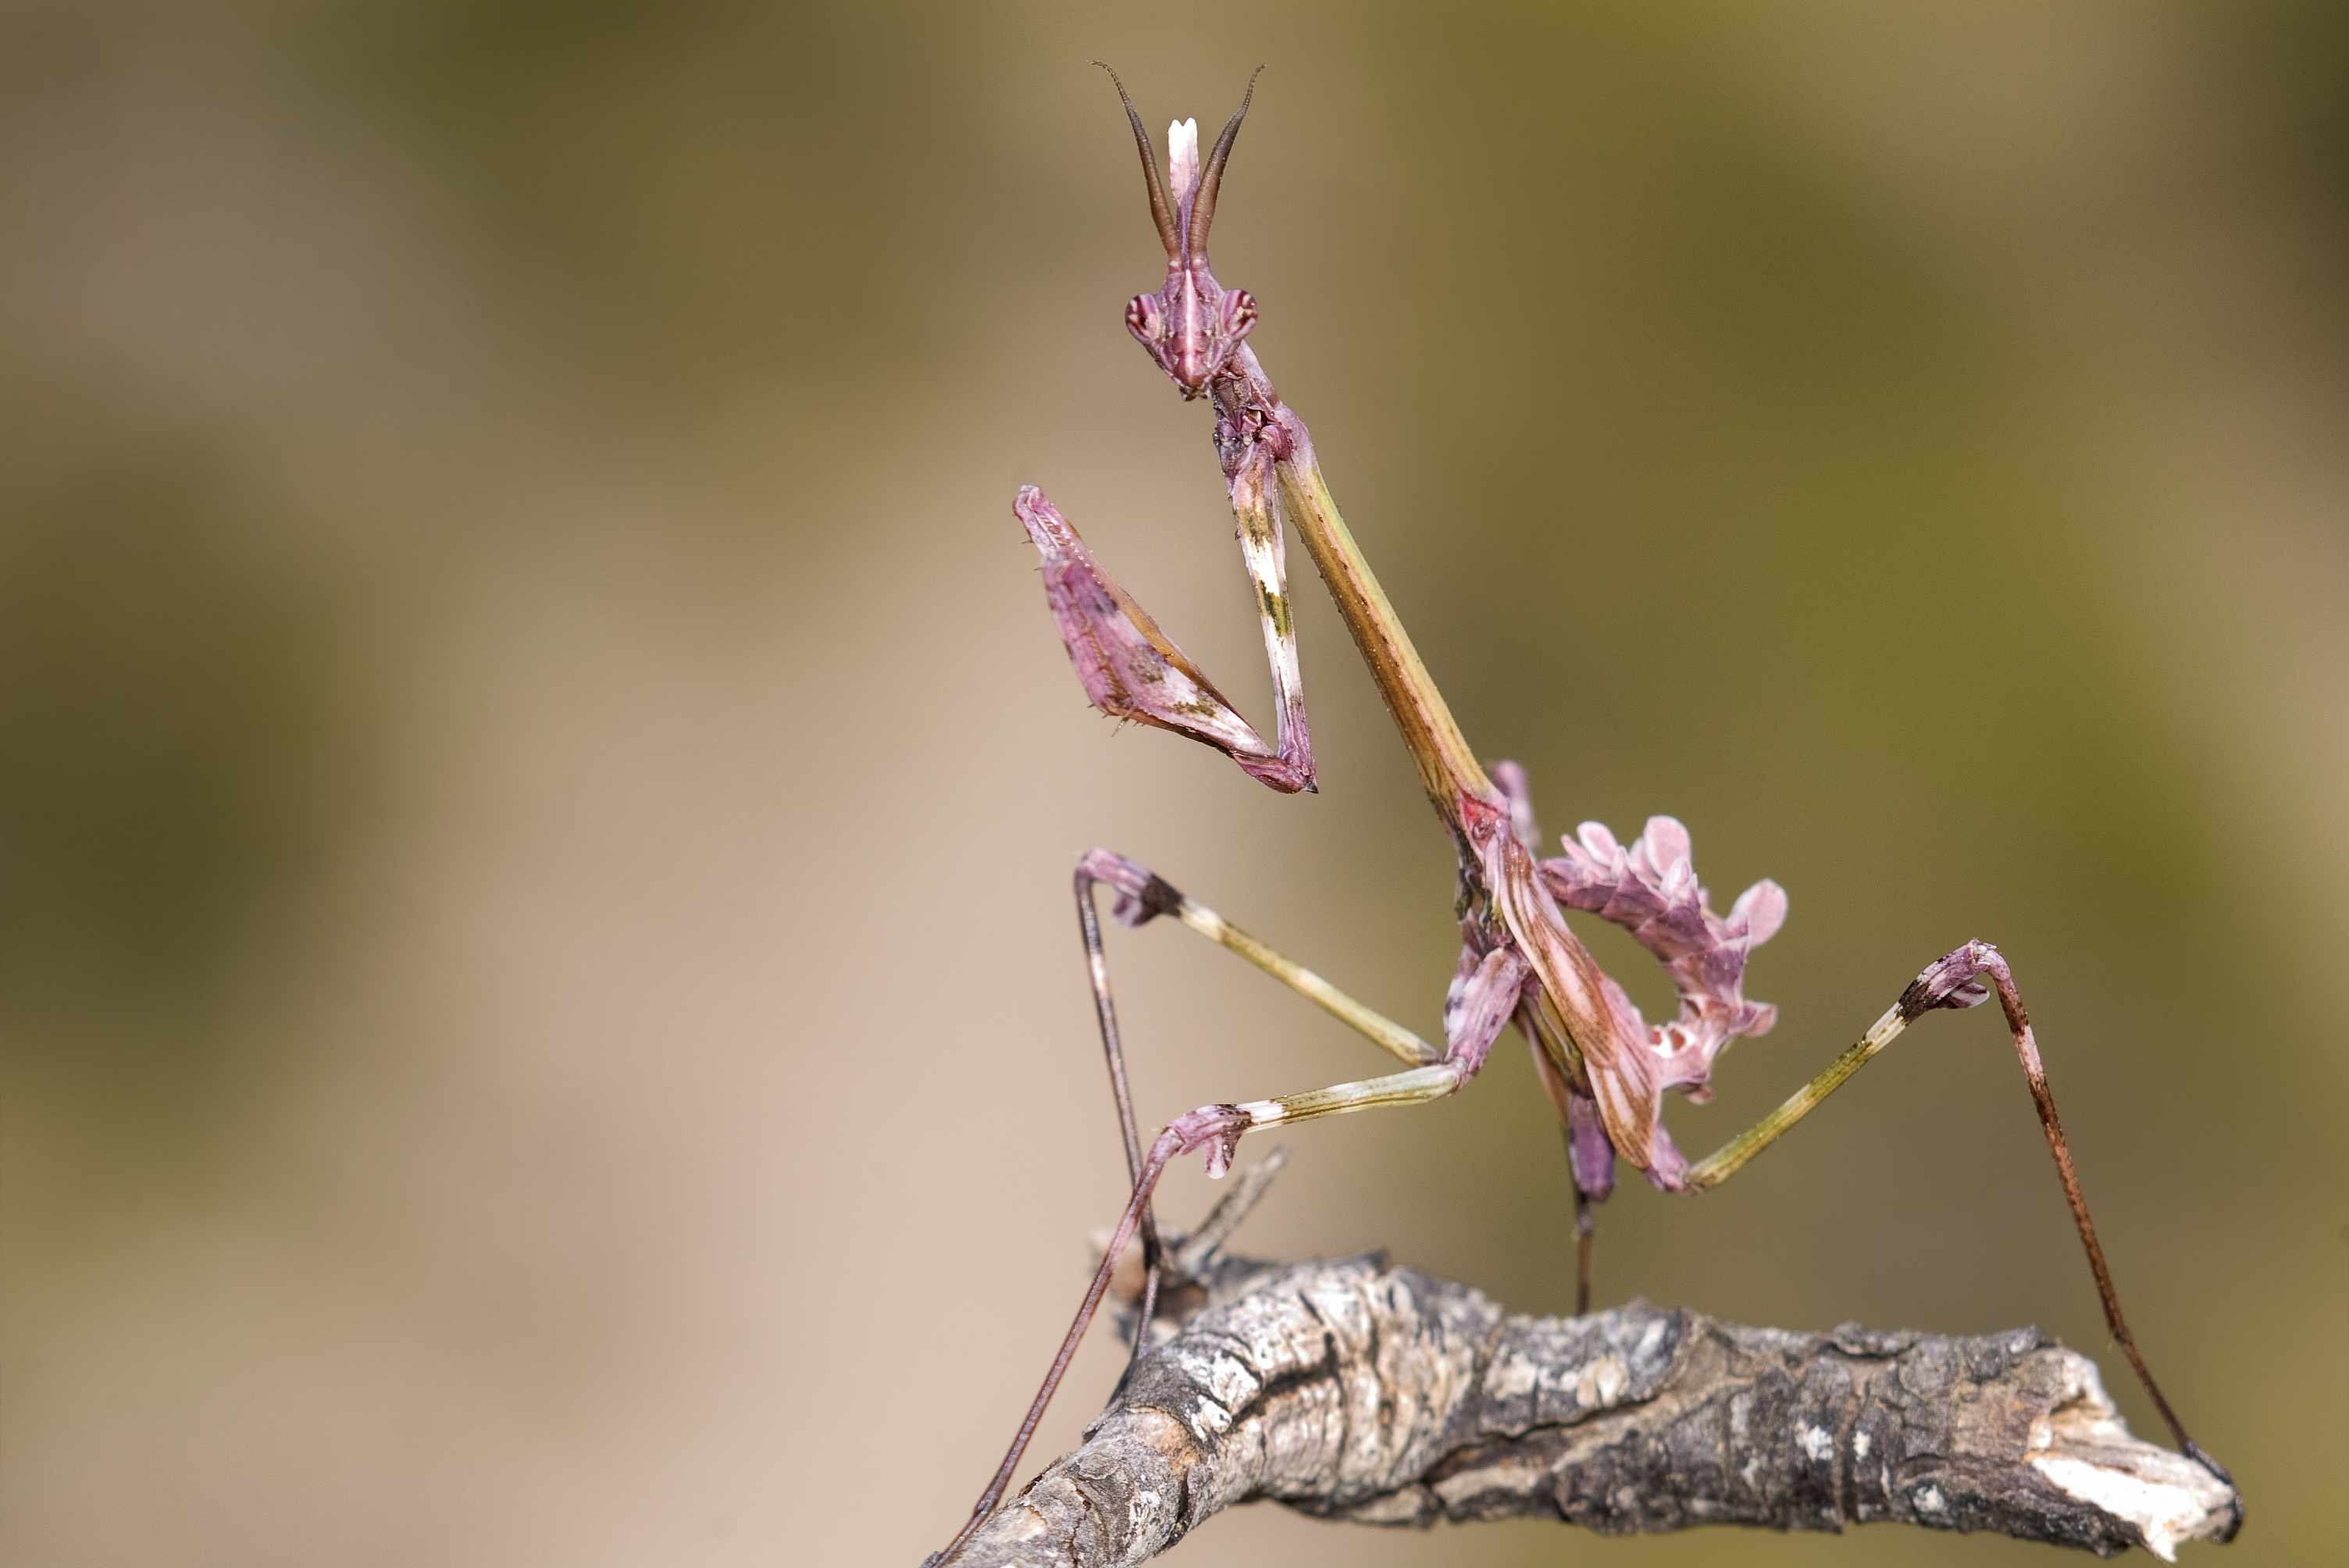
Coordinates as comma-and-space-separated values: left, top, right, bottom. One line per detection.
1220, 351, 1502, 841
1277, 454, 1496, 818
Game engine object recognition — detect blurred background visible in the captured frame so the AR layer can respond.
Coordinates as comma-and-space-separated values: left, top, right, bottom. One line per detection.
3, 3, 2343, 1564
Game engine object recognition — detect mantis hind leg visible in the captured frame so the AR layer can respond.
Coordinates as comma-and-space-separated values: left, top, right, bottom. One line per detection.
1523, 982, 1613, 1319
1570, 1157, 1597, 1317
1679, 939, 2237, 1527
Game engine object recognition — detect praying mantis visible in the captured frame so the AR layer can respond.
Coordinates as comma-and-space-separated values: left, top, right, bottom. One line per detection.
929, 67, 2238, 1563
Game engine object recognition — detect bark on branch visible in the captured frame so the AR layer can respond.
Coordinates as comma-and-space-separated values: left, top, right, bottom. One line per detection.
947, 1194, 2239, 1566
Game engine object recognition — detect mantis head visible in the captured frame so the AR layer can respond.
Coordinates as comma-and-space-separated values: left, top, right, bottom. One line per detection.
1100, 65, 1262, 399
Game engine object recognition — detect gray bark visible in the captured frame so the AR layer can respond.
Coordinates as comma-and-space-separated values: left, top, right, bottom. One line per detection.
945, 1242, 2240, 1566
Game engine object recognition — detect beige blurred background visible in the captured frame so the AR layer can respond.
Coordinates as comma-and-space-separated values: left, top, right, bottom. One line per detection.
4, 3, 2344, 1565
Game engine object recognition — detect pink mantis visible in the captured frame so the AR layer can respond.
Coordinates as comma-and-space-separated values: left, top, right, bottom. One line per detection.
930, 67, 2237, 1564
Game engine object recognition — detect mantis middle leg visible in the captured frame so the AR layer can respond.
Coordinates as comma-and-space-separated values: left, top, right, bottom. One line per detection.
1071, 847, 1443, 1365
932, 908, 1529, 1565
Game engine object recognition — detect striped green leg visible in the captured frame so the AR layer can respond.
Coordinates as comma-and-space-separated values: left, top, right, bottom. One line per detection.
1072, 850, 1444, 1366
1679, 1002, 1913, 1193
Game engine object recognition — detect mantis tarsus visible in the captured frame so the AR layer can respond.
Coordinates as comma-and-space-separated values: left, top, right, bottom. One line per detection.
929, 66, 2238, 1564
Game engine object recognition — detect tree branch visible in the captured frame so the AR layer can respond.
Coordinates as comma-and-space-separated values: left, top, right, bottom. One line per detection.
947, 1174, 2239, 1565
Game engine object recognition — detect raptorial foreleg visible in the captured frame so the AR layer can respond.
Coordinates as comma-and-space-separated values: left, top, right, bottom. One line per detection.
1016, 477, 1314, 793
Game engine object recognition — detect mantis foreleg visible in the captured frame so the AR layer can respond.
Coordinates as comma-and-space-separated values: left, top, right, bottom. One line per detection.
1018, 464, 1314, 794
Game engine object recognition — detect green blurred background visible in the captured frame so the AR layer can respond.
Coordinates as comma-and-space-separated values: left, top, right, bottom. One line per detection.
4, 2, 2344, 1564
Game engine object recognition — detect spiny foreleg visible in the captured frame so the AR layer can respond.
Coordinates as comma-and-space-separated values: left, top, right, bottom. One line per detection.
1014, 453, 1313, 793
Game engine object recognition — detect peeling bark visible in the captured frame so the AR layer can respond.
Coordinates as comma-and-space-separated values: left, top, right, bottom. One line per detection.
943, 1250, 2238, 1566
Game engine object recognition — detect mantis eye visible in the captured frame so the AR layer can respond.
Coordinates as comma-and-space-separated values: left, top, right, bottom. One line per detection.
1125, 293, 1163, 344
1224, 288, 1256, 340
